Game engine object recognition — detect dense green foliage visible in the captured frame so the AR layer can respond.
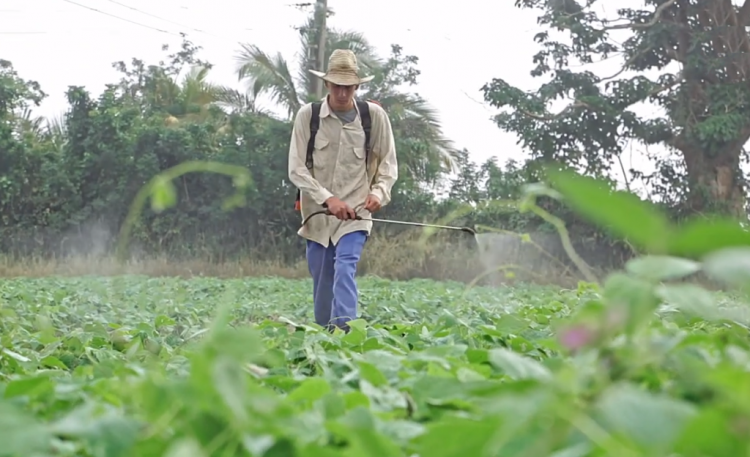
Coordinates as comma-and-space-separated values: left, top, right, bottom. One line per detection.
3, 250, 750, 456
483, 0, 750, 219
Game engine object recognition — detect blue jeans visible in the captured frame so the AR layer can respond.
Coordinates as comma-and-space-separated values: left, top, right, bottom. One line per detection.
306, 231, 368, 332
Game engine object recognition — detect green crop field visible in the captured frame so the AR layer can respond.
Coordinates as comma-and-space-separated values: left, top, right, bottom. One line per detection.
1, 273, 749, 456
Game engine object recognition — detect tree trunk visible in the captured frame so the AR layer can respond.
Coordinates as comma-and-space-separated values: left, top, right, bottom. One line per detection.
681, 145, 747, 219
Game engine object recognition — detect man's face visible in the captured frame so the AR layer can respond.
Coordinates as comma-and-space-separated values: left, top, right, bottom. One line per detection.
326, 82, 357, 109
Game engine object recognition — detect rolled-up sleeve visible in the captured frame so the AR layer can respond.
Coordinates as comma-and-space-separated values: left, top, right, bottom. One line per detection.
369, 104, 398, 206
288, 104, 334, 205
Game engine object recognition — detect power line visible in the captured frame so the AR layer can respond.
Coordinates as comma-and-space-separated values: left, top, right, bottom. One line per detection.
0, 27, 254, 36
0, 29, 163, 34
59, 0, 179, 35
102, 0, 223, 39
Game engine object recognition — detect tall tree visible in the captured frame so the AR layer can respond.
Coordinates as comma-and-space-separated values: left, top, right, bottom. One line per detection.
482, 0, 750, 219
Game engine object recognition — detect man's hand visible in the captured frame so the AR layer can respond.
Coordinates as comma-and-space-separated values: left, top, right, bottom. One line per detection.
325, 196, 357, 220
363, 194, 381, 213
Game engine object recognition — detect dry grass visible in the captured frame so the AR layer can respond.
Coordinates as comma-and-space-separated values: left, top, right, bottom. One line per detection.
0, 254, 310, 279
0, 230, 595, 287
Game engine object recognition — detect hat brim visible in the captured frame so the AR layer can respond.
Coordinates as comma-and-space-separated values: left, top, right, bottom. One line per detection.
309, 69, 375, 86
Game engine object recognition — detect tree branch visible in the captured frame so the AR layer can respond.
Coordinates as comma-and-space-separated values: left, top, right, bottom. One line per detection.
600, 46, 654, 82
600, 0, 677, 31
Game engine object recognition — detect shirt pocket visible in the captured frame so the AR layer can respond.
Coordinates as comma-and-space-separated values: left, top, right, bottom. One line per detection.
314, 135, 330, 154
342, 146, 366, 180
352, 146, 366, 161
311, 134, 331, 175
340, 127, 367, 174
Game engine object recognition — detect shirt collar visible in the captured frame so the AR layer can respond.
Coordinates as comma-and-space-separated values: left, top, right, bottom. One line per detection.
319, 96, 360, 119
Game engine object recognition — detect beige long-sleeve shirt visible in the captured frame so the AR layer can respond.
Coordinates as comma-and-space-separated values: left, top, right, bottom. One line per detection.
288, 97, 398, 247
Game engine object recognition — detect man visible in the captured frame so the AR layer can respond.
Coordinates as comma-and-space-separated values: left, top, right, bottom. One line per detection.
288, 49, 398, 333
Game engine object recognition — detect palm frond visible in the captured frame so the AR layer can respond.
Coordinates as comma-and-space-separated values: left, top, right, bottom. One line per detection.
235, 43, 301, 117
44, 113, 67, 136
212, 85, 269, 115
367, 92, 459, 173
327, 30, 382, 72
43, 113, 68, 152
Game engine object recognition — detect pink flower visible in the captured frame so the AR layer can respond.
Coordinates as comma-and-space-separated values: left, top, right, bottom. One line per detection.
559, 325, 594, 350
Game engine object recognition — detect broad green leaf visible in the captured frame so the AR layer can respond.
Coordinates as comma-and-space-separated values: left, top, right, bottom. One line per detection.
595, 383, 696, 451
164, 438, 207, 457
51, 404, 140, 457
655, 283, 720, 321
702, 247, 750, 286
260, 437, 296, 457
669, 217, 750, 258
410, 375, 470, 408
342, 391, 370, 410
4, 376, 53, 399
545, 168, 671, 251
2, 348, 30, 362
359, 379, 408, 412
549, 443, 592, 457
242, 434, 276, 455
357, 361, 388, 387
0, 400, 52, 455
287, 377, 331, 403
519, 182, 562, 211
212, 356, 248, 424
702, 365, 750, 411
416, 416, 503, 457
487, 348, 551, 381
673, 408, 744, 457
602, 273, 660, 334
205, 326, 264, 363
330, 407, 402, 457
320, 392, 346, 419
298, 443, 345, 457
154, 315, 175, 328
625, 255, 701, 281
40, 355, 68, 370
150, 176, 177, 213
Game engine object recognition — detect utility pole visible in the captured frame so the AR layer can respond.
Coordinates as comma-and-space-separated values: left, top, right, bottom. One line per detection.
314, 0, 328, 99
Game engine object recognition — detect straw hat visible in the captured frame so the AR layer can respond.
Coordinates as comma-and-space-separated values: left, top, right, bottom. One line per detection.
309, 49, 375, 86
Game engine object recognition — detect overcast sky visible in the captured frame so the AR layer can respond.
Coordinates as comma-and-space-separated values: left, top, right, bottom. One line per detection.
3, 0, 661, 193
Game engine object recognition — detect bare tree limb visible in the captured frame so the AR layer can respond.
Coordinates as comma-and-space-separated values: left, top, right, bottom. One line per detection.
600, 46, 654, 82
599, 0, 677, 31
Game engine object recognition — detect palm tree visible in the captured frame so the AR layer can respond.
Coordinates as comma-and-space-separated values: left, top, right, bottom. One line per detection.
143, 65, 226, 123
232, 9, 459, 180
8, 108, 68, 156
212, 86, 268, 115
